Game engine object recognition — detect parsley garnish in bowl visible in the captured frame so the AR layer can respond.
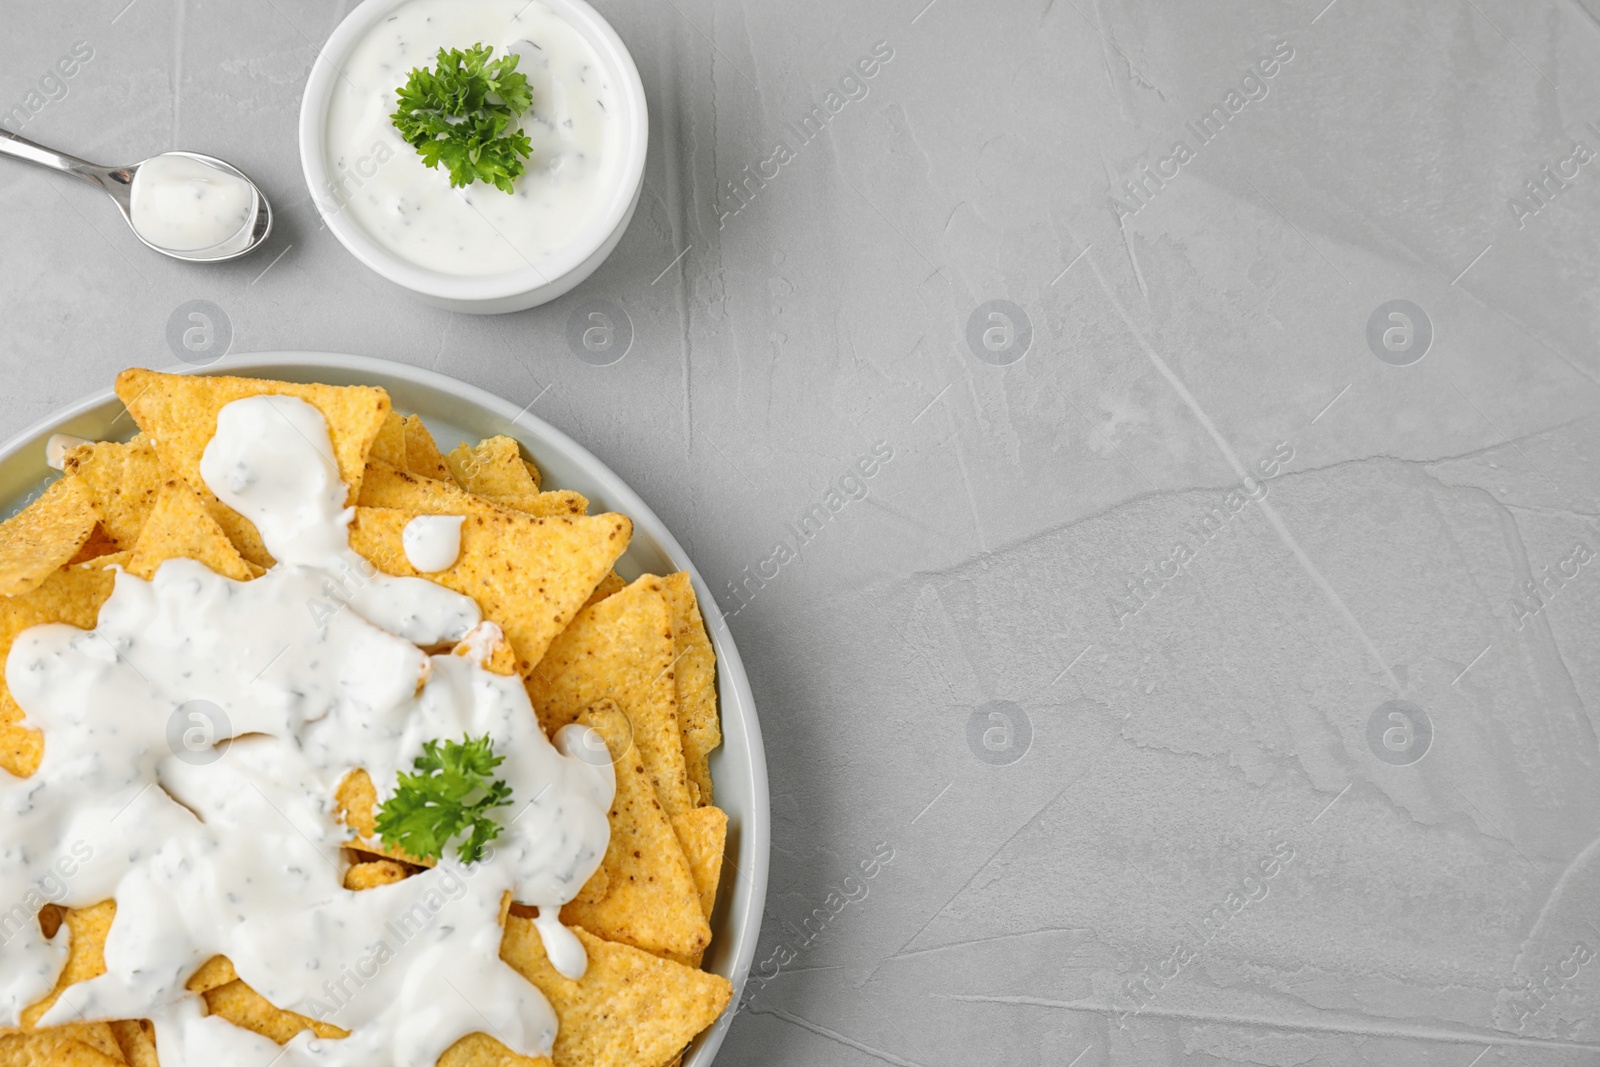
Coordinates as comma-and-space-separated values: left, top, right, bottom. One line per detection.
374, 734, 514, 864
390, 44, 534, 194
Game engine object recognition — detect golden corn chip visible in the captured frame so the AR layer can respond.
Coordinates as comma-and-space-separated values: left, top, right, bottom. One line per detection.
61, 437, 165, 551
438, 1033, 551, 1067
500, 921, 732, 1067
452, 626, 520, 677
582, 571, 626, 611
0, 1029, 125, 1067
670, 807, 727, 921
446, 437, 539, 498
0, 478, 97, 597
571, 864, 609, 907
402, 414, 454, 482
107, 1021, 157, 1067
115, 369, 392, 567
527, 577, 694, 818
494, 492, 589, 518
350, 507, 632, 675
202, 980, 347, 1042
523, 460, 542, 491
344, 859, 413, 891
1, 565, 117, 777
660, 574, 719, 807
67, 528, 121, 568
21, 900, 115, 1028
359, 459, 499, 516
126, 481, 256, 582
184, 956, 237, 995
559, 703, 709, 958
369, 410, 407, 468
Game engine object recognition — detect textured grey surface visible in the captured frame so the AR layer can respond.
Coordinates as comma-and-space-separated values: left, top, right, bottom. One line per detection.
4, 0, 1600, 1064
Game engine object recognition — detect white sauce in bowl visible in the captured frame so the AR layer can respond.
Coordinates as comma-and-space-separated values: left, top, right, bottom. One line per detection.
323, 0, 620, 278
129, 154, 257, 252
0, 395, 613, 1065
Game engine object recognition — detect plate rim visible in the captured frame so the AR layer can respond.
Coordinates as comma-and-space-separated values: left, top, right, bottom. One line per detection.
0, 351, 769, 1066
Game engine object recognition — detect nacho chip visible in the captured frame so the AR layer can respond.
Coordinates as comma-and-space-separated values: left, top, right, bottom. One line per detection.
0, 479, 97, 597
0, 1029, 125, 1067
107, 1021, 157, 1067
115, 369, 392, 567
369, 410, 407, 468
344, 860, 413, 891
526, 577, 695, 818
402, 415, 453, 482
22, 900, 115, 1028
1, 566, 117, 777
500, 921, 731, 1067
358, 459, 499, 517
438, 1033, 550, 1067
61, 437, 165, 551
202, 980, 347, 1042
349, 507, 631, 675
446, 438, 539, 498
660, 574, 719, 807
184, 957, 237, 995
582, 571, 626, 611
559, 703, 709, 958
126, 481, 256, 582
670, 807, 727, 921
494, 492, 589, 519
453, 622, 519, 677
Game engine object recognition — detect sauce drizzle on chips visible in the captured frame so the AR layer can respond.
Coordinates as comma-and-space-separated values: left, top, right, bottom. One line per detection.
0, 396, 615, 1066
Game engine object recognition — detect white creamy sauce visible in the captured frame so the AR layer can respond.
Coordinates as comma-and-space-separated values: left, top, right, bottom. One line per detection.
44, 433, 92, 471
402, 515, 465, 573
129, 154, 257, 253
323, 0, 619, 277
1, 395, 614, 1066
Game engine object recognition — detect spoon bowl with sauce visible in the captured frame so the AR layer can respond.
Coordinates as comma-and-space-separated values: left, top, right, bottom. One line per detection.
0, 131, 272, 262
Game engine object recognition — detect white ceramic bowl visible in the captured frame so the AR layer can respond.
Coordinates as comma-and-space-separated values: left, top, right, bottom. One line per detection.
298, 0, 649, 314
0, 353, 768, 1067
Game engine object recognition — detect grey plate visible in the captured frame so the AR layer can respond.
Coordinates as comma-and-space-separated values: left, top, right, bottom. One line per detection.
0, 351, 768, 1067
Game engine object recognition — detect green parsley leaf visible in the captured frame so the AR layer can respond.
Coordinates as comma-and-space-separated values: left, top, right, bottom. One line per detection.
390, 44, 535, 194
374, 734, 514, 864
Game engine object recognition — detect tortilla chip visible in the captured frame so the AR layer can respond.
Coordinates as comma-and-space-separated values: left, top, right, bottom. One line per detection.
344, 860, 412, 891
581, 571, 626, 611
0, 1030, 125, 1066
358, 459, 499, 517
396, 414, 451, 482
670, 807, 727, 921
185, 956, 238, 995
438, 1033, 550, 1067
126, 481, 256, 582
202, 980, 347, 1042
61, 438, 165, 551
452, 623, 520, 677
370, 410, 407, 468
1, 566, 117, 777
500, 922, 731, 1067
349, 507, 631, 675
21, 901, 115, 1028
446, 438, 539, 498
107, 1021, 156, 1067
559, 703, 709, 958
494, 492, 589, 518
0, 478, 97, 597
526, 578, 695, 818
115, 368, 392, 567
660, 574, 719, 807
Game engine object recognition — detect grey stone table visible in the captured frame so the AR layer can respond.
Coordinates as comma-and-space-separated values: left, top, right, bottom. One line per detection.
5, 0, 1600, 1063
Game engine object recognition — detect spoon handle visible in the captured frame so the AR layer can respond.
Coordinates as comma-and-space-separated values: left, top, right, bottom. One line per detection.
0, 130, 115, 189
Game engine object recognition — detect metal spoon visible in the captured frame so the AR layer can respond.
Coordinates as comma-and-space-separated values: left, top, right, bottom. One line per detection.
0, 130, 272, 262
